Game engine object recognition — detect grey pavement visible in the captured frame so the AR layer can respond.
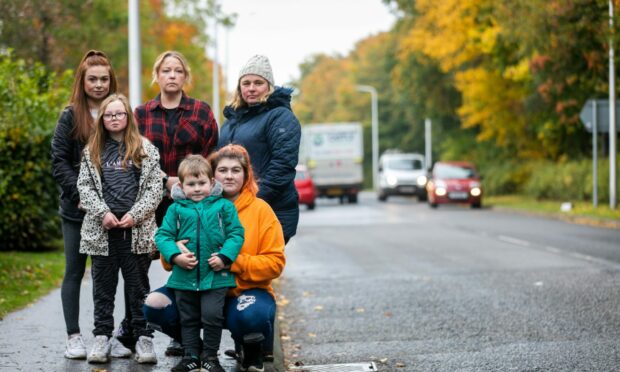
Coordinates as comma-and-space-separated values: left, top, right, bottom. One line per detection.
0, 261, 284, 371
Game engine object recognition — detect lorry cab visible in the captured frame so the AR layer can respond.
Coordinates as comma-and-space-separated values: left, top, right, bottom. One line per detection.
377, 152, 428, 202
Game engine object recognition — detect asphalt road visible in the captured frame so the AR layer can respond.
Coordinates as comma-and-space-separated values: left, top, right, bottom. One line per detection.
1, 192, 618, 371
279, 192, 620, 371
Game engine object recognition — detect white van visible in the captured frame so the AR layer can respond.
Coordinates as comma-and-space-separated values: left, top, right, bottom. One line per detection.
377, 152, 428, 201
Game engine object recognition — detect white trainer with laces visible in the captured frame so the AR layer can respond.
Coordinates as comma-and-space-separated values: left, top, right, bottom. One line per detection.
64, 333, 87, 359
110, 336, 132, 358
87, 335, 111, 363
134, 336, 157, 364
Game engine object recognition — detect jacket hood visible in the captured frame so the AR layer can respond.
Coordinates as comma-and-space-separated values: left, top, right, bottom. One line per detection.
223, 86, 294, 120
233, 188, 255, 214
171, 180, 224, 203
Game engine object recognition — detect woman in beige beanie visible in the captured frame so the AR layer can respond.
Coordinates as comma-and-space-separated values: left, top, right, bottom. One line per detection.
218, 54, 301, 370
219, 54, 301, 245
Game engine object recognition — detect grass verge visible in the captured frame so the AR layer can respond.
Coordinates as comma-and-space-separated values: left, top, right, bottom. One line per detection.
486, 195, 620, 228
0, 244, 66, 319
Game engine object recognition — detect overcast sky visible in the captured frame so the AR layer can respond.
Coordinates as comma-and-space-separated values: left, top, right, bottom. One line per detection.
216, 0, 397, 91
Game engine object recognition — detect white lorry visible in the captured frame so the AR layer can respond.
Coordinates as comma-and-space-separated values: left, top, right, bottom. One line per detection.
300, 122, 364, 203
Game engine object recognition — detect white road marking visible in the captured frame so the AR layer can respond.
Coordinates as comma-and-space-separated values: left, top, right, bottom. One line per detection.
498, 235, 530, 247
570, 252, 594, 261
545, 246, 561, 253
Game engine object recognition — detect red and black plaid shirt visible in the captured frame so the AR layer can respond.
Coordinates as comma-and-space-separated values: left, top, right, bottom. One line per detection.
135, 93, 219, 176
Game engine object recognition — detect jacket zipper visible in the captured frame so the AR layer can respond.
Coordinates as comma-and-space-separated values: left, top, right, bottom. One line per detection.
195, 209, 201, 290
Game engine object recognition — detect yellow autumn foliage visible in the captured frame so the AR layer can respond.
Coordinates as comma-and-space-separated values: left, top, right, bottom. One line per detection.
294, 56, 358, 124
406, 0, 493, 72
456, 67, 536, 157
397, 0, 534, 154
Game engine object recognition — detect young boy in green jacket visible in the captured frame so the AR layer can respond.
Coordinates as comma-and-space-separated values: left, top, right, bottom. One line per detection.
155, 154, 244, 372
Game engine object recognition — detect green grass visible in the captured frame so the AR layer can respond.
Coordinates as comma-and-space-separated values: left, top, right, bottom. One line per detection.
0, 246, 66, 319
486, 195, 620, 227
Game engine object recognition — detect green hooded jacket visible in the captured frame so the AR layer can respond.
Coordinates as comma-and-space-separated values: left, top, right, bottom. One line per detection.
155, 193, 244, 291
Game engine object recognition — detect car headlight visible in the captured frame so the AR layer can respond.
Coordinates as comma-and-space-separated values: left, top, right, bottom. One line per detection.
469, 181, 481, 188
435, 187, 447, 196
470, 187, 481, 196
387, 175, 398, 186
416, 175, 427, 186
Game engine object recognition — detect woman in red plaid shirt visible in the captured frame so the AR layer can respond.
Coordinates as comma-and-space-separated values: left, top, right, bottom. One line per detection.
117, 50, 219, 355
134, 50, 219, 226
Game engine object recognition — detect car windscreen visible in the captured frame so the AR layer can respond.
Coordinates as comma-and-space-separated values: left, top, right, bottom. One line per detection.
434, 164, 475, 179
386, 158, 424, 170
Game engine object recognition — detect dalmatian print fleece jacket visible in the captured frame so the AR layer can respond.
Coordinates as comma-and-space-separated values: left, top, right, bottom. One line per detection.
77, 137, 163, 256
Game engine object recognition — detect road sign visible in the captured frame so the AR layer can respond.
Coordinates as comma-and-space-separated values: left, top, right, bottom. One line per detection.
579, 99, 620, 132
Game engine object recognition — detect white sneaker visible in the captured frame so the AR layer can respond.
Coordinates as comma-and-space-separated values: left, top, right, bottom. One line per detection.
134, 336, 157, 364
110, 336, 132, 358
87, 335, 111, 363
64, 333, 87, 359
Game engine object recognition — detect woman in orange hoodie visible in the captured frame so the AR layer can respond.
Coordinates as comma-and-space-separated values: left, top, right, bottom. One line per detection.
143, 144, 285, 372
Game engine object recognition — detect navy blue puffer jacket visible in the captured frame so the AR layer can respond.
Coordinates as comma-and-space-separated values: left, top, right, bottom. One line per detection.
219, 87, 301, 241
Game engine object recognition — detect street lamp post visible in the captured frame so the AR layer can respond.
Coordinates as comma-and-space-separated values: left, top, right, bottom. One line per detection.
211, 20, 220, 125
356, 85, 379, 191
609, 0, 617, 209
128, 0, 142, 109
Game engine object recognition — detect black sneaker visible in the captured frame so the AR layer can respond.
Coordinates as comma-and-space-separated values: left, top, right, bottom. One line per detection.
263, 351, 274, 362
165, 338, 184, 356
201, 356, 225, 372
115, 319, 136, 351
226, 348, 273, 363
224, 349, 240, 361
171, 356, 201, 372
241, 343, 264, 372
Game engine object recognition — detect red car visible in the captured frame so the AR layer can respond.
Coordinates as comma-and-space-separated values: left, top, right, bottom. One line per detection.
295, 165, 317, 210
426, 161, 482, 208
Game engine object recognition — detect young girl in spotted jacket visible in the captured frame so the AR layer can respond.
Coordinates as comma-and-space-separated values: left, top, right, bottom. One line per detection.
77, 93, 162, 364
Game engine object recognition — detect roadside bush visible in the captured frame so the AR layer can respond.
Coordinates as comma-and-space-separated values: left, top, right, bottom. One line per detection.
523, 157, 615, 202
0, 51, 72, 250
479, 159, 532, 195
481, 155, 617, 203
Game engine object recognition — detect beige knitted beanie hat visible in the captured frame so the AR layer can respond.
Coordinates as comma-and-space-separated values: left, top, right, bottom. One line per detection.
238, 55, 275, 86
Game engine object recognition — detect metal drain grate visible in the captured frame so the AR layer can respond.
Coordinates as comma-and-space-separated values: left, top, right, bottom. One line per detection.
288, 362, 378, 371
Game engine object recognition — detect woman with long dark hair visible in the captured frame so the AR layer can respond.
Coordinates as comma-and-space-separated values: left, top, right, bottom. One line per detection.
51, 50, 121, 359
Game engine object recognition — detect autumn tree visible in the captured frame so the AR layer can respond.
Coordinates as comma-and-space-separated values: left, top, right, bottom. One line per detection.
0, 0, 224, 108
495, 0, 611, 160
293, 54, 359, 124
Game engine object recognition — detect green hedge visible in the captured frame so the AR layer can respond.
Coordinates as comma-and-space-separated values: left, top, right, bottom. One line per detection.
524, 157, 616, 202
0, 52, 71, 250
482, 156, 617, 202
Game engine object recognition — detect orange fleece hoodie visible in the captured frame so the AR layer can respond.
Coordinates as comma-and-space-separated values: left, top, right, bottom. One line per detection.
228, 187, 286, 298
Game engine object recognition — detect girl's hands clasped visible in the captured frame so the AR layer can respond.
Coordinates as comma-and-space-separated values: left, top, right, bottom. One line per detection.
102, 212, 119, 230
118, 214, 135, 228
102, 212, 135, 230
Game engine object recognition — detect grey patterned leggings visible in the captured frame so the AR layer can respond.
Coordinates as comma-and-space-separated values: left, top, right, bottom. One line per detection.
91, 228, 152, 338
